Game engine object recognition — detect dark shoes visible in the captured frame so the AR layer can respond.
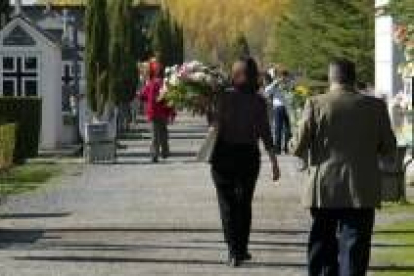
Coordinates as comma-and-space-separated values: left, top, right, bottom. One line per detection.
227, 252, 252, 267
161, 153, 170, 159
152, 153, 169, 163
241, 252, 252, 261
227, 255, 242, 268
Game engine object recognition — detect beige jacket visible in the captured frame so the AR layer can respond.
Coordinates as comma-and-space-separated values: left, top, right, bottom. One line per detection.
291, 87, 397, 208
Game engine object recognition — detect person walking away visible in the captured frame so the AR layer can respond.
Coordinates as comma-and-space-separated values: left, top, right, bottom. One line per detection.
291, 59, 397, 276
140, 61, 175, 163
211, 57, 280, 267
264, 71, 291, 154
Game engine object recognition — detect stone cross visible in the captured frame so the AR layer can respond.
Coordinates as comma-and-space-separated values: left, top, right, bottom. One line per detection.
62, 65, 74, 86
62, 9, 70, 43
14, 0, 22, 16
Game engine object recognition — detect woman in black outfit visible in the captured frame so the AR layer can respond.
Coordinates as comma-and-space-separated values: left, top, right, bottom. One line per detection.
211, 57, 280, 267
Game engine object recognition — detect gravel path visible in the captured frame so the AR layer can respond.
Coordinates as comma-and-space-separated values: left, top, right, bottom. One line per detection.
0, 116, 412, 276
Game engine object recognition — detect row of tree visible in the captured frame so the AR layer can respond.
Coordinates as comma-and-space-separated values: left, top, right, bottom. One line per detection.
159, 0, 289, 65
43, 0, 285, 67
86, 0, 183, 115
143, 0, 376, 83
33, 0, 377, 84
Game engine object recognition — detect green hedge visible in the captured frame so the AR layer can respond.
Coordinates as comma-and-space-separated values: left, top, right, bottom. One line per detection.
0, 97, 42, 162
0, 123, 16, 170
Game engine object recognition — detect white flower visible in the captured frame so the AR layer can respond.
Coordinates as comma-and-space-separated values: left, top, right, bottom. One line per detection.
185, 61, 204, 72
204, 74, 213, 85
165, 67, 172, 75
169, 74, 180, 86
189, 72, 207, 82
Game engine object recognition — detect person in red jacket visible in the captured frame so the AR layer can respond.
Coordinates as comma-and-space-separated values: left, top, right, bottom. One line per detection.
140, 61, 176, 163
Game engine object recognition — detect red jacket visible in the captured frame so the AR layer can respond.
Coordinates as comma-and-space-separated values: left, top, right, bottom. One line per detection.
140, 78, 175, 121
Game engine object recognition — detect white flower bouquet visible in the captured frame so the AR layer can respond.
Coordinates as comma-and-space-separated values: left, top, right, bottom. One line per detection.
159, 61, 227, 115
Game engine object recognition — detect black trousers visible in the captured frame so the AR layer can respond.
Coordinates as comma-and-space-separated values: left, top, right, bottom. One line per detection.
150, 118, 169, 159
308, 208, 375, 276
211, 141, 260, 257
274, 106, 291, 154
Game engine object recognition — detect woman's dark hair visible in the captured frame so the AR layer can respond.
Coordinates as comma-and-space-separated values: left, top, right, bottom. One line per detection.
239, 56, 260, 94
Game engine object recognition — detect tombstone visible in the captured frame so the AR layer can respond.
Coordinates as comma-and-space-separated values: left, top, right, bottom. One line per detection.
0, 15, 63, 149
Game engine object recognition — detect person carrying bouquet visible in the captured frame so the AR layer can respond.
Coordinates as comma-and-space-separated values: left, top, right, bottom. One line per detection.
140, 60, 176, 163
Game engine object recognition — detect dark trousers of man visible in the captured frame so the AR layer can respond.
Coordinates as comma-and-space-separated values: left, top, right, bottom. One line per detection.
211, 141, 260, 257
150, 117, 169, 160
274, 105, 291, 154
308, 208, 375, 276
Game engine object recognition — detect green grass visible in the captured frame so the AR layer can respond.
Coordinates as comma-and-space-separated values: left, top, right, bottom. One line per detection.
373, 202, 414, 276
381, 201, 414, 214
0, 163, 61, 196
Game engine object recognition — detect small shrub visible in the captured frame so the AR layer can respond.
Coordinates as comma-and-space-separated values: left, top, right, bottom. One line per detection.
0, 97, 42, 162
0, 123, 16, 170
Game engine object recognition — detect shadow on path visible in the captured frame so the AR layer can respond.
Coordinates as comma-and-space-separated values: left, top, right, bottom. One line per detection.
0, 213, 71, 219
12, 255, 414, 273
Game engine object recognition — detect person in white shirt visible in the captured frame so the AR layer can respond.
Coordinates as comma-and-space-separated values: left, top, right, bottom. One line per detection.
264, 73, 291, 154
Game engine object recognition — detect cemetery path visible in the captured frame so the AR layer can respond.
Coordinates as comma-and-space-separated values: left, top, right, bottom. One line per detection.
0, 116, 412, 276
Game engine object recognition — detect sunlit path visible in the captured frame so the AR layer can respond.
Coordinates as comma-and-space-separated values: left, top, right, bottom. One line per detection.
0, 116, 310, 275
0, 116, 413, 275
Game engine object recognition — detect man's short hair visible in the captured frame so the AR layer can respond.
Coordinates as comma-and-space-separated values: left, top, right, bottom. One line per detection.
329, 59, 356, 84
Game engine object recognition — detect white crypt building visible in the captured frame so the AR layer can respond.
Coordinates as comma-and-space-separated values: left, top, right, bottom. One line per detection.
0, 12, 64, 149
0, 2, 158, 150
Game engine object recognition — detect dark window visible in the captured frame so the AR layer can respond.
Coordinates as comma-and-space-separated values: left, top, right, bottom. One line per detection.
3, 57, 14, 71
2, 80, 14, 96
2, 56, 38, 97
25, 57, 38, 71
72, 64, 82, 75
24, 79, 38, 96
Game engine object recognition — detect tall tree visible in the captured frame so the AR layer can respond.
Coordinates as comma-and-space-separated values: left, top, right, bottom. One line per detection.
0, 0, 11, 29
219, 33, 251, 68
232, 33, 251, 58
273, 0, 375, 83
108, 0, 137, 105
39, 0, 289, 63
85, 0, 109, 114
389, 0, 414, 25
151, 8, 184, 66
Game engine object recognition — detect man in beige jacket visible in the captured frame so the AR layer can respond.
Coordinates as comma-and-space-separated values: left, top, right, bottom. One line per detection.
291, 59, 396, 276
